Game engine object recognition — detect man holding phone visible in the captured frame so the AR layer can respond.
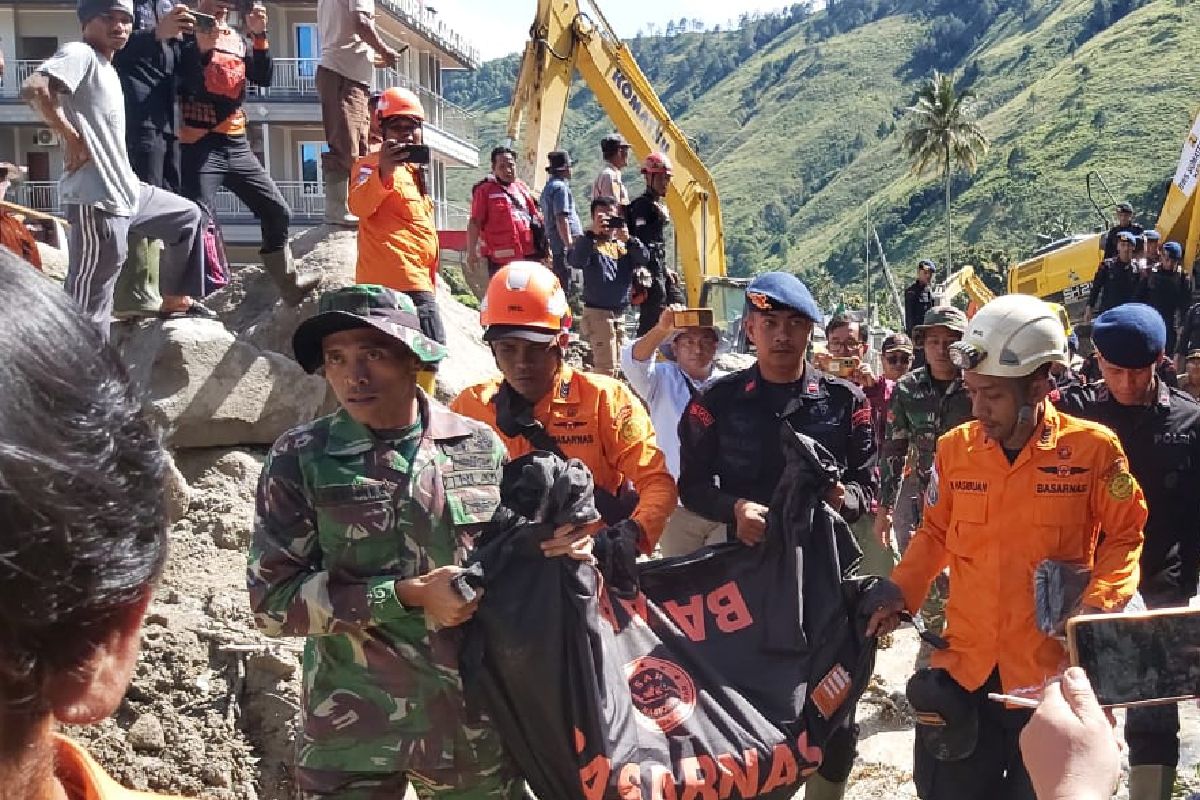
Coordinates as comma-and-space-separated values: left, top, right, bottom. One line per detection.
1054, 303, 1200, 800
348, 87, 442, 396
568, 194, 649, 377
178, 0, 318, 306
110, 0, 193, 319
863, 295, 1147, 800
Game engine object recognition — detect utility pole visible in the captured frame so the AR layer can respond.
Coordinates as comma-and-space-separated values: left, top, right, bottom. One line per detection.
865, 204, 873, 328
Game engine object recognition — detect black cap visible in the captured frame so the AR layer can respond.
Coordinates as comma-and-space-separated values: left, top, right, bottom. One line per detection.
601, 133, 631, 158
907, 668, 979, 762
546, 150, 574, 173
1116, 202, 1133, 213
917, 258, 936, 272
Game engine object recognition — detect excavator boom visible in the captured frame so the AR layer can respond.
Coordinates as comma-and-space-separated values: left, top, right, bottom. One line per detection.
507, 0, 727, 305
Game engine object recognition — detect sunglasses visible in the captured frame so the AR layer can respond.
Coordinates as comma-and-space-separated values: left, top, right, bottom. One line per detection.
885, 353, 912, 366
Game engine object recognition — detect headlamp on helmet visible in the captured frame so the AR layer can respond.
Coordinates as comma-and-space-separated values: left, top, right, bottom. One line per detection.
949, 342, 986, 371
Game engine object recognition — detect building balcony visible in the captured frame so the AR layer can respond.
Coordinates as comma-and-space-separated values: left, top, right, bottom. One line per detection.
376, 0, 480, 69
11, 181, 470, 231
0, 59, 477, 165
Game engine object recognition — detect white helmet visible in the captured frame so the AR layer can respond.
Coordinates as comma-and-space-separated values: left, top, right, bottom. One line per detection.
949, 294, 1068, 378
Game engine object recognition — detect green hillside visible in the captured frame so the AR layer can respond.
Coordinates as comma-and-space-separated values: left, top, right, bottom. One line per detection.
444, 0, 1200, 319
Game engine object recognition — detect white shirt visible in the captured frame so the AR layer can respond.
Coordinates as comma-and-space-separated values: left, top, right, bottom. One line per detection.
621, 344, 727, 480
319, 0, 376, 85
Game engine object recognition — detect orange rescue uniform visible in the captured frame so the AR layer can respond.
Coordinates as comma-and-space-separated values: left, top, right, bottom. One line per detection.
892, 402, 1146, 694
348, 153, 439, 293
450, 365, 677, 552
55, 736, 185, 799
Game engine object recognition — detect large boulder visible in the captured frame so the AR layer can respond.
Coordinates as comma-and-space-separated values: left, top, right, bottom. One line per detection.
113, 318, 327, 448
207, 227, 498, 403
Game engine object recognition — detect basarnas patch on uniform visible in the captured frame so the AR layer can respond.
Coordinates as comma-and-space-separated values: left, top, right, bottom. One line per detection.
1107, 470, 1135, 501
925, 464, 939, 506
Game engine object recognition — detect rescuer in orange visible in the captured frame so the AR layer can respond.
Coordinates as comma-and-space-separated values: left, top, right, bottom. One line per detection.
864, 294, 1146, 800
348, 87, 442, 395
450, 261, 677, 555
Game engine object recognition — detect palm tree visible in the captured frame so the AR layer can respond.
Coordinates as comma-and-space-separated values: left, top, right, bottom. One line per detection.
902, 71, 990, 278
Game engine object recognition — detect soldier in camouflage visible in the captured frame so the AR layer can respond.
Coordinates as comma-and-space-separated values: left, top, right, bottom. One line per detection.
873, 306, 973, 553
247, 285, 526, 800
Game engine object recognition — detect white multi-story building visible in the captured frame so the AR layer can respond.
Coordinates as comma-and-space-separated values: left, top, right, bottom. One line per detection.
0, 0, 479, 245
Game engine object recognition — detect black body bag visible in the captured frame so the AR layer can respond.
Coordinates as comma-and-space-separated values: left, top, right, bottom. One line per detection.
459, 428, 878, 800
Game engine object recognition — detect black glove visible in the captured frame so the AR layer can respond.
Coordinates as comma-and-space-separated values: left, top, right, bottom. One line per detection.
592, 518, 643, 594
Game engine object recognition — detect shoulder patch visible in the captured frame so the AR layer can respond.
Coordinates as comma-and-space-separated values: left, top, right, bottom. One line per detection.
851, 407, 872, 428
925, 464, 940, 506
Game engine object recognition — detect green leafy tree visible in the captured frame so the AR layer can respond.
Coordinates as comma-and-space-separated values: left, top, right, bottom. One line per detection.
901, 70, 989, 275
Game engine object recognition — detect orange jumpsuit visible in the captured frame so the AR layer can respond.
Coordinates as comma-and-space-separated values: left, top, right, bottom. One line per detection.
891, 402, 1146, 694
450, 366, 678, 552
348, 153, 439, 293
55, 736, 185, 798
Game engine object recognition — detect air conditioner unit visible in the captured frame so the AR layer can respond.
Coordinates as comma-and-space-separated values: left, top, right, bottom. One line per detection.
34, 128, 61, 147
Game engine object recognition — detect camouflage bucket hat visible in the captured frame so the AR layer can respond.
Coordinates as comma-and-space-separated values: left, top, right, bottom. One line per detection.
292, 285, 447, 373
913, 305, 968, 345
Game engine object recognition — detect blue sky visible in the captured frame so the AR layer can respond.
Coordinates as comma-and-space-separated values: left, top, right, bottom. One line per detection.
433, 0, 794, 61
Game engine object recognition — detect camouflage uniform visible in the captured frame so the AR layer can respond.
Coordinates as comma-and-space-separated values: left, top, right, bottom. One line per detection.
249, 285, 524, 800
879, 366, 973, 516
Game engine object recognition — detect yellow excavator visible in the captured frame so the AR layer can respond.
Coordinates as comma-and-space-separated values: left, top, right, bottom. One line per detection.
506, 0, 748, 341
1007, 107, 1200, 322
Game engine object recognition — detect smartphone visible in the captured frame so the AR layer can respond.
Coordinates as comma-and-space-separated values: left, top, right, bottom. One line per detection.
826, 356, 860, 378
395, 143, 431, 164
192, 11, 216, 33
672, 308, 714, 328
604, 215, 627, 230
1066, 608, 1200, 708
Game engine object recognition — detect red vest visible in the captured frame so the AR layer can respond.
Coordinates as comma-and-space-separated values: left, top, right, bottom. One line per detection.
473, 176, 538, 263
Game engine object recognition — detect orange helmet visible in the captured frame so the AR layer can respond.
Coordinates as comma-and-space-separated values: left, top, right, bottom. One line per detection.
641, 152, 673, 175
376, 87, 425, 122
480, 261, 572, 342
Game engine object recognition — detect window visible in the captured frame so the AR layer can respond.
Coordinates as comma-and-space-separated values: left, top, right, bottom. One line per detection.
295, 24, 319, 79
297, 142, 329, 194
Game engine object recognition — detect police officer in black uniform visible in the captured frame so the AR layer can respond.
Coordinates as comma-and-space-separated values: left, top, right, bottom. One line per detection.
678, 271, 876, 800
1102, 201, 1146, 260
904, 259, 936, 338
1086, 230, 1141, 321
627, 152, 685, 336
1137, 240, 1191, 356
1054, 303, 1200, 800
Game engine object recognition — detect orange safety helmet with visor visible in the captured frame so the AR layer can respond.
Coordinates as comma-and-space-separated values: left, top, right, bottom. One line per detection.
480, 261, 573, 342
375, 86, 426, 122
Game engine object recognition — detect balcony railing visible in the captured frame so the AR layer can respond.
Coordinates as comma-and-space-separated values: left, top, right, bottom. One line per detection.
11, 181, 470, 230
376, 0, 480, 68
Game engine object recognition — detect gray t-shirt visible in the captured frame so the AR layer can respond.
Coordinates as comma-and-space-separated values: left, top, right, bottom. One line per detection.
540, 176, 583, 255
39, 42, 139, 216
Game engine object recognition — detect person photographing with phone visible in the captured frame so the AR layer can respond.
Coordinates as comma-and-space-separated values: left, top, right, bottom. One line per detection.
178, 0, 318, 306
861, 294, 1147, 800
568, 194, 649, 377
348, 87, 444, 396
621, 303, 727, 556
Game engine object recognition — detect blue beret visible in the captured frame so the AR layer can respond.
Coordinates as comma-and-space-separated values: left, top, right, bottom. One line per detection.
1144, 229, 1162, 241
1116, 231, 1138, 243
1164, 241, 1183, 259
1092, 303, 1166, 368
746, 272, 821, 321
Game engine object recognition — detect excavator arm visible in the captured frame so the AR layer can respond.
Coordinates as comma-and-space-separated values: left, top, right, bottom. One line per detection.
507, 0, 727, 305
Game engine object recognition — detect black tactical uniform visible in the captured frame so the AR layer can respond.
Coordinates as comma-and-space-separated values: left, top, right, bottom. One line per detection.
1137, 267, 1191, 354
1087, 256, 1140, 315
1055, 379, 1200, 771
904, 280, 935, 337
626, 189, 684, 335
677, 360, 877, 791
1178, 302, 1200, 360
678, 363, 878, 526
1102, 221, 1145, 259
